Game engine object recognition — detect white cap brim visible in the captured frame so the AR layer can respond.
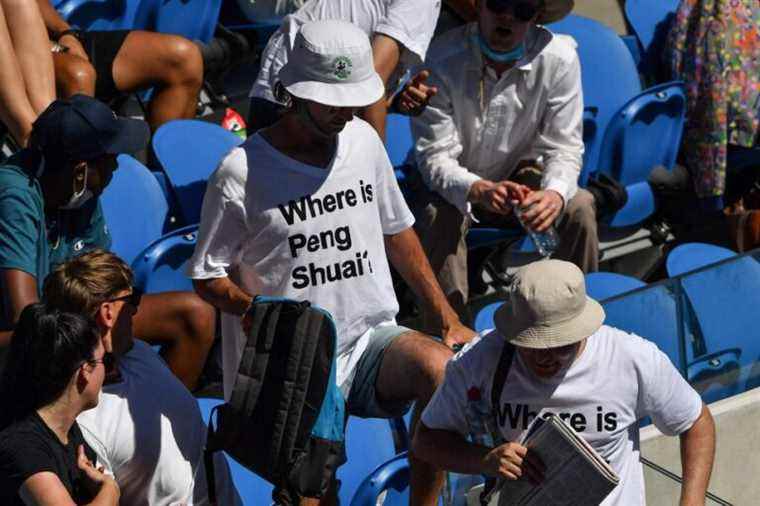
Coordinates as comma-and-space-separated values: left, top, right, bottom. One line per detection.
282, 73, 385, 108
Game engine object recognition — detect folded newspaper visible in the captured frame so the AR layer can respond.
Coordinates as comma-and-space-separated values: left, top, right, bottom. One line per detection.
467, 414, 620, 506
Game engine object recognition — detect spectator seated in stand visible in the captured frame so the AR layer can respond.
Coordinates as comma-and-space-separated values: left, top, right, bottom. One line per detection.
188, 20, 475, 506
411, 0, 598, 327
42, 249, 241, 506
414, 260, 717, 506
0, 95, 215, 391
248, 0, 443, 138
38, 0, 203, 133
0, 304, 119, 506
666, 0, 760, 248
0, 0, 54, 147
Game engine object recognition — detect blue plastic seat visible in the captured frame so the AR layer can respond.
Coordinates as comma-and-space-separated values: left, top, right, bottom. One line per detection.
131, 224, 198, 294
197, 397, 275, 504
54, 0, 142, 30
666, 243, 737, 278
338, 417, 399, 505
584, 272, 646, 301
624, 0, 680, 81
473, 301, 502, 333
385, 113, 413, 169
349, 452, 410, 506
101, 155, 172, 265
152, 120, 243, 224
135, 0, 223, 42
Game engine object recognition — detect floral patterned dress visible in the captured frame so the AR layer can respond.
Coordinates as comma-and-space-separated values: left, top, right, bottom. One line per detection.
667, 0, 760, 200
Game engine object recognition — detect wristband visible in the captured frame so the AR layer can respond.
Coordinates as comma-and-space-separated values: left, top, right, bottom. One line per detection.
56, 28, 84, 43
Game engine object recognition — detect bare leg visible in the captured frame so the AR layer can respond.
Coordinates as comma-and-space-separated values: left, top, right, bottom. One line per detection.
0, 2, 36, 145
111, 31, 203, 131
375, 331, 453, 506
132, 291, 216, 390
2, 0, 54, 114
53, 52, 96, 97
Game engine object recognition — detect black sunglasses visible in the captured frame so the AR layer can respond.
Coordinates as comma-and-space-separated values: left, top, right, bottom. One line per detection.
108, 288, 143, 309
485, 0, 541, 22
87, 352, 116, 370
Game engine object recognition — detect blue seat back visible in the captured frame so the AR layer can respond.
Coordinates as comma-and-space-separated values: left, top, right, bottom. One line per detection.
385, 114, 413, 168
349, 452, 410, 506
197, 398, 274, 504
135, 0, 223, 42
585, 272, 646, 301
54, 0, 141, 30
152, 120, 243, 224
624, 0, 680, 81
597, 82, 686, 186
101, 155, 171, 264
549, 15, 642, 175
337, 417, 399, 505
132, 224, 198, 293
666, 243, 737, 278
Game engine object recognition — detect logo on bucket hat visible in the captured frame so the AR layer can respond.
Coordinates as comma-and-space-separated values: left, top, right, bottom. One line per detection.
332, 56, 352, 80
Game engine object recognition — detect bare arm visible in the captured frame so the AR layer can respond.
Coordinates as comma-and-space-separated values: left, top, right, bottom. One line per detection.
679, 404, 715, 506
20, 471, 119, 506
384, 227, 475, 347
0, 269, 39, 347
36, 0, 70, 38
192, 277, 253, 316
361, 34, 401, 139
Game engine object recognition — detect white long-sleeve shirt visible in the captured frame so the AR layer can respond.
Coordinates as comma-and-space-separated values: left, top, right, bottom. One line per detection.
411, 23, 584, 214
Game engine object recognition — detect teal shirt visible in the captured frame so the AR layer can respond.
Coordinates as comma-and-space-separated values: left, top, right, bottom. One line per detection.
0, 158, 111, 324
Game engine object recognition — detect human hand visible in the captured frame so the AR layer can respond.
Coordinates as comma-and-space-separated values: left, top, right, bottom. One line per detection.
77, 445, 120, 499
482, 442, 545, 484
518, 190, 563, 232
441, 321, 477, 350
59, 33, 89, 61
469, 180, 530, 215
396, 70, 438, 116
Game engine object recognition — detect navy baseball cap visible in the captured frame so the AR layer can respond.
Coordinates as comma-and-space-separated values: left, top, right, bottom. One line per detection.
29, 94, 149, 168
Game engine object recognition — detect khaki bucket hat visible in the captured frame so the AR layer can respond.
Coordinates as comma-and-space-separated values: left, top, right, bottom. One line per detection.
494, 260, 605, 349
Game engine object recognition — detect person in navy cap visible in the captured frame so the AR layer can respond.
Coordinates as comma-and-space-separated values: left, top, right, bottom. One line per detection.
0, 94, 216, 391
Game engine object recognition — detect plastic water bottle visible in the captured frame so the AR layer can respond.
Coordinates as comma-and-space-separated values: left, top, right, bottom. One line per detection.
514, 204, 560, 258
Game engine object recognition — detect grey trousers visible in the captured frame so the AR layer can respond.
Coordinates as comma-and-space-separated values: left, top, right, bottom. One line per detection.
413, 184, 599, 326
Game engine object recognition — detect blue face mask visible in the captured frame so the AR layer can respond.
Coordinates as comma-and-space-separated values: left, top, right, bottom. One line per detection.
473, 33, 525, 63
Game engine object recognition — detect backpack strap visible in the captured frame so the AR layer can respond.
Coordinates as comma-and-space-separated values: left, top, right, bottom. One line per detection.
481, 341, 516, 506
491, 341, 515, 418
204, 405, 220, 506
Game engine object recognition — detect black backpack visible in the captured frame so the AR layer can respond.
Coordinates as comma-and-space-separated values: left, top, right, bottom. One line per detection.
204, 296, 345, 504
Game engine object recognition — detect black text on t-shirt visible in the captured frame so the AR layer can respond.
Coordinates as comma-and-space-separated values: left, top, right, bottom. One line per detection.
497, 402, 619, 433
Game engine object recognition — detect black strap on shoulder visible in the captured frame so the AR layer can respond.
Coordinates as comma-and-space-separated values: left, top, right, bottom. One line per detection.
491, 342, 516, 415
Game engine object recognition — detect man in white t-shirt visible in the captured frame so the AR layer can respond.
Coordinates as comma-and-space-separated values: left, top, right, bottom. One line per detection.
189, 20, 475, 506
42, 249, 241, 506
248, 0, 442, 138
415, 260, 716, 505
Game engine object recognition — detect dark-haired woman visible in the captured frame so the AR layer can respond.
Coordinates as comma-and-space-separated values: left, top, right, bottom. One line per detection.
0, 303, 119, 506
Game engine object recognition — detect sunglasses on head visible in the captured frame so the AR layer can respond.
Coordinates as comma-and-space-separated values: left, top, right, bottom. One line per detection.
485, 0, 541, 22
108, 288, 143, 309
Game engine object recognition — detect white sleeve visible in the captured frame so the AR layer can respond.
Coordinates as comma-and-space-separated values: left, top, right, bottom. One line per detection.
77, 422, 115, 475
372, 132, 415, 235
535, 51, 584, 205
421, 352, 471, 435
186, 156, 248, 280
375, 0, 441, 61
411, 66, 481, 214
637, 341, 703, 436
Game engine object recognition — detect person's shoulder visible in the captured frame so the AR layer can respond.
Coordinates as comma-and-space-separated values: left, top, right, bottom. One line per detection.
0, 416, 52, 458
343, 117, 384, 146
591, 324, 664, 363
532, 25, 579, 67
426, 23, 472, 67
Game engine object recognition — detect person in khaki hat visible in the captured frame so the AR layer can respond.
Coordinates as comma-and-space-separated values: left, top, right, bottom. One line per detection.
411, 0, 599, 331
189, 19, 475, 506
414, 260, 716, 505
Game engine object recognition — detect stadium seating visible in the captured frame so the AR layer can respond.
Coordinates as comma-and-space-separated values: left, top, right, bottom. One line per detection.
135, 0, 223, 43
624, 0, 680, 82
349, 452, 410, 506
131, 224, 198, 293
53, 0, 141, 30
584, 272, 646, 301
152, 119, 243, 224
100, 155, 173, 265
665, 243, 737, 278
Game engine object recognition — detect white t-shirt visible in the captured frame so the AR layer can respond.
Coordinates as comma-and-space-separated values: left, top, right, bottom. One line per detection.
250, 0, 442, 102
421, 325, 704, 506
187, 118, 415, 400
77, 340, 241, 506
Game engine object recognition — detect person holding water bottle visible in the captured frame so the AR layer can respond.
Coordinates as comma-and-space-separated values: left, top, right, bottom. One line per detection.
410, 0, 598, 328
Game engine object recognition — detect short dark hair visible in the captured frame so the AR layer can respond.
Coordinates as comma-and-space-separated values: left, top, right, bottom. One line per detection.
0, 303, 100, 429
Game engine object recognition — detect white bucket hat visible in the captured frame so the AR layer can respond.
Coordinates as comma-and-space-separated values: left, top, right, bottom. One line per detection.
279, 20, 385, 108
494, 260, 605, 349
